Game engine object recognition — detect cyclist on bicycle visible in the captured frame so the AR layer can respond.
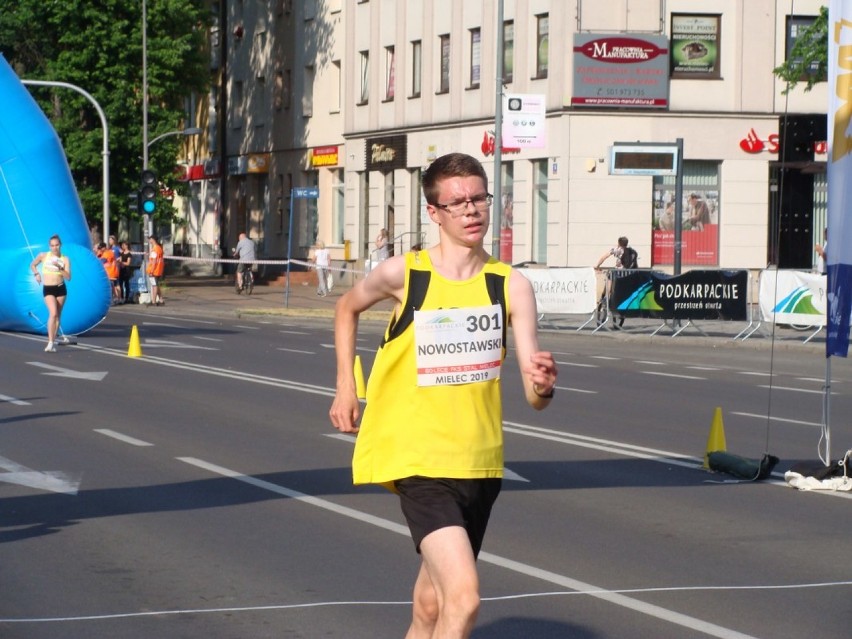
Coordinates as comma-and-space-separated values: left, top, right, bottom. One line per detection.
233, 232, 256, 292
594, 236, 637, 327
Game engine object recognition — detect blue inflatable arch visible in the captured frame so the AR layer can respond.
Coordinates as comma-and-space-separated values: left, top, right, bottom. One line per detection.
0, 55, 110, 336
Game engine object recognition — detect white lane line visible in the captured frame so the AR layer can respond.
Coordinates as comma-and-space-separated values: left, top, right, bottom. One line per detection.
739, 371, 771, 377
797, 377, 827, 383
235, 325, 260, 330
177, 456, 760, 639
758, 385, 830, 395
590, 355, 619, 360
730, 412, 822, 428
141, 339, 217, 351
323, 434, 530, 481
0, 393, 31, 406
642, 371, 706, 380
94, 429, 154, 447
687, 366, 719, 371
277, 348, 315, 354
555, 361, 597, 368
555, 385, 597, 394
192, 336, 223, 342
635, 360, 666, 366
280, 330, 310, 335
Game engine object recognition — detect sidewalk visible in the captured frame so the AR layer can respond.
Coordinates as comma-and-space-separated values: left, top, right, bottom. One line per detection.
155, 272, 395, 321
146, 273, 826, 352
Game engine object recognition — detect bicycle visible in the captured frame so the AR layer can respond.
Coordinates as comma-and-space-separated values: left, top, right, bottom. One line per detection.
235, 267, 254, 295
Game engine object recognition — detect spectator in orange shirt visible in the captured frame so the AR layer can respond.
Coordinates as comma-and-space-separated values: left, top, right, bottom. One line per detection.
146, 235, 165, 306
97, 242, 121, 304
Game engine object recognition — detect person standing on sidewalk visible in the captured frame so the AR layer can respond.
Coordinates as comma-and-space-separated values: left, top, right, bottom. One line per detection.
146, 235, 165, 306
313, 240, 331, 297
330, 152, 558, 638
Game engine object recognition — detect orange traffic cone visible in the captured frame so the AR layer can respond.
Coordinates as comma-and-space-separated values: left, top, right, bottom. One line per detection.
127, 325, 143, 358
354, 355, 366, 399
704, 407, 727, 468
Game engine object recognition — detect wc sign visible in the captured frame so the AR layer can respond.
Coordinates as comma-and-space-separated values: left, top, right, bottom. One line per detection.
502, 93, 546, 148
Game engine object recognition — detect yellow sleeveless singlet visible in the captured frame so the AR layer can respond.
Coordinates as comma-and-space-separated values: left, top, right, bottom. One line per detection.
352, 250, 511, 486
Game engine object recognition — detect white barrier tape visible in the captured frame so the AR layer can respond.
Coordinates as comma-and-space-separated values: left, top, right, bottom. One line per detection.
130, 252, 363, 275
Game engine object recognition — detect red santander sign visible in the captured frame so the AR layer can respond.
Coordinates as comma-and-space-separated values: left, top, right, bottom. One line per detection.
739, 128, 827, 155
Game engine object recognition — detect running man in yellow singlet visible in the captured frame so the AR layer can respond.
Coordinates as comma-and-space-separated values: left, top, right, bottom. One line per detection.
330, 153, 558, 639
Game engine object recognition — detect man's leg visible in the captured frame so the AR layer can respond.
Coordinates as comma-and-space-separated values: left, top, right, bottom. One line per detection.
405, 526, 479, 639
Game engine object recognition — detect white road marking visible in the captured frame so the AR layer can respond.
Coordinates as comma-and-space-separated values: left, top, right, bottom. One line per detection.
192, 336, 223, 342
555, 361, 597, 368
0, 454, 80, 495
0, 393, 31, 406
280, 330, 310, 335
731, 412, 822, 428
758, 385, 830, 395
687, 366, 719, 371
796, 377, 827, 383
322, 434, 530, 481
641, 371, 706, 380
141, 339, 217, 351
590, 355, 619, 360
277, 348, 315, 354
739, 371, 771, 377
26, 362, 108, 381
94, 429, 154, 447
555, 385, 597, 394
178, 456, 761, 639
635, 360, 665, 365
235, 325, 260, 330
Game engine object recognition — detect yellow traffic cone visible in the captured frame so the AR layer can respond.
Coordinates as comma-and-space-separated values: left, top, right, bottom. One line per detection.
704, 406, 727, 468
127, 325, 143, 358
354, 355, 366, 399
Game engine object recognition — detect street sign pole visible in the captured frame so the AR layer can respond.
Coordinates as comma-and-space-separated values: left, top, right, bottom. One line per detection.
285, 186, 319, 308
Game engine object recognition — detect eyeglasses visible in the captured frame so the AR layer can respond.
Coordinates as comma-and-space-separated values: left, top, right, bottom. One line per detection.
432, 193, 493, 217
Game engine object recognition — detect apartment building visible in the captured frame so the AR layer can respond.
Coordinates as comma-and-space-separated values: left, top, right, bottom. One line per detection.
206, 0, 827, 272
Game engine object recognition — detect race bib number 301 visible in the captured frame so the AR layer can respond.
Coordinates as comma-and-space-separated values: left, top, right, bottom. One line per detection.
413, 304, 503, 386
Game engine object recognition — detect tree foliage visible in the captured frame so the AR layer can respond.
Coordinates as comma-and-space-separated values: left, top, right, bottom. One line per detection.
773, 6, 828, 93
0, 0, 209, 234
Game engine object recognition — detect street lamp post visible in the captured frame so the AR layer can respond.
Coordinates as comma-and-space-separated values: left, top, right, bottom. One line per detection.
147, 127, 203, 149
21, 79, 110, 242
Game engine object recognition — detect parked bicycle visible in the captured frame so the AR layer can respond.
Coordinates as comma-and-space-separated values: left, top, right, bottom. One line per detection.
235, 267, 254, 295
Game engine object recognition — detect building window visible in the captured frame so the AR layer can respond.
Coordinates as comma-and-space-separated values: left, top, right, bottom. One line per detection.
785, 14, 822, 79
232, 80, 244, 128
469, 28, 481, 88
274, 70, 284, 110
253, 77, 266, 127
652, 161, 720, 266
330, 60, 341, 113
410, 168, 424, 246
532, 160, 548, 263
670, 14, 721, 79
535, 14, 548, 79
503, 21, 514, 84
283, 69, 292, 110
439, 34, 450, 93
359, 50, 370, 104
385, 46, 396, 100
411, 40, 422, 97
332, 168, 345, 245
302, 171, 319, 248
303, 65, 314, 117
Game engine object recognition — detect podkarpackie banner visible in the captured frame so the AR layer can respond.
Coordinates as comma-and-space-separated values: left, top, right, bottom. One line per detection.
610, 270, 749, 321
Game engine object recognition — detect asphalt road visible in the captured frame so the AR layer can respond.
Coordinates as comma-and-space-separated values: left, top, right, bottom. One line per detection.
1, 306, 850, 638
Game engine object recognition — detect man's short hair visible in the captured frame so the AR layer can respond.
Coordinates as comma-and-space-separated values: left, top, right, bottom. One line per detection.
618, 236, 629, 248
422, 153, 489, 205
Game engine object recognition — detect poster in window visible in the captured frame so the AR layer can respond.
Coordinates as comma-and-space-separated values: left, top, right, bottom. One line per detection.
670, 15, 720, 79
652, 189, 719, 266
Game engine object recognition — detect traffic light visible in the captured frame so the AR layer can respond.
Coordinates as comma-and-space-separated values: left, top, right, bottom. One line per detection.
139, 169, 157, 214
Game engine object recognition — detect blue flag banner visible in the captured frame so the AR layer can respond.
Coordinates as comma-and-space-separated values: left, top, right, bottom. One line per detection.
827, 0, 852, 357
